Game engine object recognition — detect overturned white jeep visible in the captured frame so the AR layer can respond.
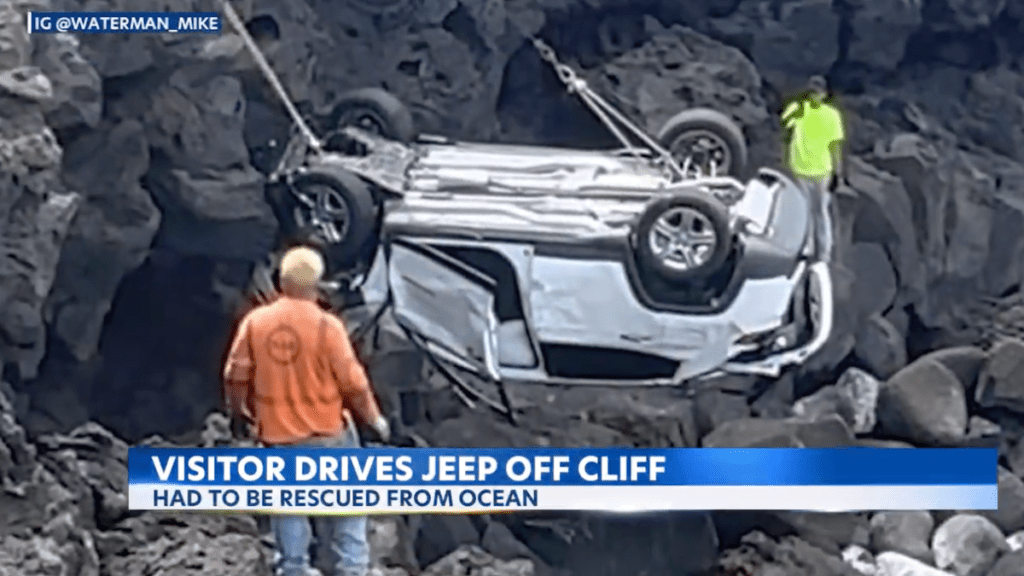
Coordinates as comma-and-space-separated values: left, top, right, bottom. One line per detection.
250, 40, 833, 406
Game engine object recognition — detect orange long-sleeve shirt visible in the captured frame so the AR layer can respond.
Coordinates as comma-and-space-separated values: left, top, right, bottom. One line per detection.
223, 295, 382, 445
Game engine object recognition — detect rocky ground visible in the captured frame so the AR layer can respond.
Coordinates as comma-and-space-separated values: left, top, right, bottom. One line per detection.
3, 0, 1024, 574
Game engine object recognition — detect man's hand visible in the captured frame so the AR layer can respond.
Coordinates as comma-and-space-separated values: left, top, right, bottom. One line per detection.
230, 413, 251, 440
371, 415, 391, 444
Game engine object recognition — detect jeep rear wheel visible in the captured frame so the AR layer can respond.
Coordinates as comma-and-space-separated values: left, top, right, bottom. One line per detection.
635, 192, 732, 283
657, 108, 748, 178
288, 171, 379, 269
327, 87, 417, 145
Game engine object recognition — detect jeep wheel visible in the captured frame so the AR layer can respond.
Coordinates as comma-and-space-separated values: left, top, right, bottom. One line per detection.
288, 171, 379, 269
657, 108, 748, 178
327, 87, 417, 144
635, 192, 732, 283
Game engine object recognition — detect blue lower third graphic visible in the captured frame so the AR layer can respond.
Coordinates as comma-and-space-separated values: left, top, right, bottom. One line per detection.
27, 12, 222, 34
127, 447, 999, 512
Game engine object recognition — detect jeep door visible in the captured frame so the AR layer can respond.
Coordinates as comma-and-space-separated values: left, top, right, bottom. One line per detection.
386, 238, 501, 379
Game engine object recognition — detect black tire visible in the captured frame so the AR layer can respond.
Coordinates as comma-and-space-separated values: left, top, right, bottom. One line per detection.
634, 192, 733, 283
286, 171, 379, 269
657, 108, 748, 178
328, 87, 417, 144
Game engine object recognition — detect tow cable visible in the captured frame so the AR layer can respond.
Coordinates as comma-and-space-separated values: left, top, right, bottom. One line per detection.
219, 0, 323, 154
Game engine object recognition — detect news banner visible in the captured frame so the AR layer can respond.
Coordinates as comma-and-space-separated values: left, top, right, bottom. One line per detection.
127, 447, 999, 513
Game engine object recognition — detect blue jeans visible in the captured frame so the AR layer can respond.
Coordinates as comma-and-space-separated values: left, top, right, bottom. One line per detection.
269, 425, 369, 576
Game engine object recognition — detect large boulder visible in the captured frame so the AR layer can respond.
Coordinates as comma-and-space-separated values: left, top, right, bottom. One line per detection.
876, 358, 968, 446
931, 514, 1009, 576
793, 367, 881, 435
702, 414, 856, 448
870, 511, 935, 564
969, 467, 1024, 535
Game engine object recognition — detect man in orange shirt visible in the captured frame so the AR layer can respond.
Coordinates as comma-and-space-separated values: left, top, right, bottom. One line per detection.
224, 245, 390, 576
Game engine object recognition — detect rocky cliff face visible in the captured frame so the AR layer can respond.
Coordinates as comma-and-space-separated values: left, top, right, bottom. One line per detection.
4, 0, 1024, 574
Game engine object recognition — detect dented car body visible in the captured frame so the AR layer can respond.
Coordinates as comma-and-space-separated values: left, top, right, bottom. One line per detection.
266, 126, 834, 388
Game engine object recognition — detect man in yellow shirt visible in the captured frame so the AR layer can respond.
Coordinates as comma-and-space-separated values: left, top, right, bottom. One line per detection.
782, 75, 847, 263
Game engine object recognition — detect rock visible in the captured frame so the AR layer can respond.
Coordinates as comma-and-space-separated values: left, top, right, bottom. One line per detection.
415, 514, 480, 567
421, 546, 532, 576
0, 534, 95, 576
583, 25, 773, 167
702, 417, 801, 447
870, 512, 935, 564
944, 0, 1007, 29
719, 531, 863, 576
875, 551, 955, 576
922, 347, 987, 397
0, 385, 36, 494
586, 391, 699, 448
0, 2, 30, 70
858, 439, 915, 448
876, 358, 968, 446
845, 0, 922, 69
693, 388, 750, 438
199, 411, 233, 448
1009, 531, 1024, 551
970, 467, 1024, 534
931, 514, 1009, 576
482, 521, 540, 563
854, 314, 908, 380
702, 415, 855, 448
1005, 431, 1024, 478
47, 119, 159, 363
843, 544, 877, 576
35, 422, 130, 528
976, 339, 1024, 413
146, 165, 276, 261
0, 66, 52, 101
102, 525, 272, 576
0, 89, 80, 380
373, 516, 415, 568
793, 415, 857, 447
706, 0, 840, 92
964, 416, 1001, 448
848, 243, 899, 318
561, 513, 719, 576
750, 372, 796, 419
771, 512, 870, 555
869, 132, 1006, 344
31, 33, 102, 129
808, 416, 861, 448
987, 550, 1024, 576
793, 367, 881, 435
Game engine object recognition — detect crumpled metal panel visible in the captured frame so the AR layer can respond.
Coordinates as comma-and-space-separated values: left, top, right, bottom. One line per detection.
387, 242, 498, 377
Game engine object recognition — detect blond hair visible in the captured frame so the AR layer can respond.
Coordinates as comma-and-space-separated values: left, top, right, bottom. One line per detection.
279, 246, 325, 290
